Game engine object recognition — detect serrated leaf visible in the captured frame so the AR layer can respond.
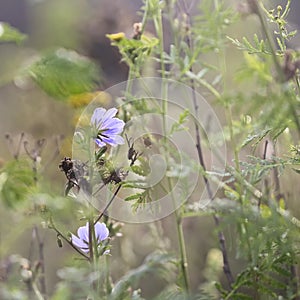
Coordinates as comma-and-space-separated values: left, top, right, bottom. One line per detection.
0, 22, 27, 44
26, 48, 101, 99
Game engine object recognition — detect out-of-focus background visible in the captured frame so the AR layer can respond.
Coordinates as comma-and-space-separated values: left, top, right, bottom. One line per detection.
1, 0, 300, 298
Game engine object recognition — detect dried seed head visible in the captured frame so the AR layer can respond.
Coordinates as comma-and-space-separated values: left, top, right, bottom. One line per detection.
59, 157, 73, 173
133, 22, 142, 40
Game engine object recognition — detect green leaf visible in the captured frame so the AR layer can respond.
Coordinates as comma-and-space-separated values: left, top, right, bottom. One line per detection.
0, 159, 35, 208
124, 192, 144, 202
26, 48, 101, 99
106, 33, 158, 66
227, 35, 270, 55
131, 165, 148, 177
170, 109, 189, 135
241, 128, 271, 148
0, 22, 27, 44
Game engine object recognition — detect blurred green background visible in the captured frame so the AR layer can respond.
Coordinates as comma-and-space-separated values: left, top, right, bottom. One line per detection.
1, 0, 300, 298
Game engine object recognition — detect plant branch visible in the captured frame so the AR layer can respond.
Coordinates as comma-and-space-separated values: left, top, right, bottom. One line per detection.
49, 218, 90, 260
94, 184, 122, 224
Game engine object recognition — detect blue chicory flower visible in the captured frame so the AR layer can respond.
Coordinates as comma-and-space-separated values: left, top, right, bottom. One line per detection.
91, 107, 125, 147
71, 222, 109, 253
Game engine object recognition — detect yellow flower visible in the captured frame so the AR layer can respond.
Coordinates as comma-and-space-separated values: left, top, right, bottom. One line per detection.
106, 32, 125, 42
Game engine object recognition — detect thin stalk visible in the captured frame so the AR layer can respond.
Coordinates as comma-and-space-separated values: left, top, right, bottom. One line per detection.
88, 221, 94, 263
49, 219, 90, 260
176, 208, 190, 292
34, 227, 47, 299
182, 0, 234, 286
153, 3, 190, 293
153, 4, 168, 141
212, 0, 253, 272
140, 0, 150, 34
94, 184, 122, 224
167, 176, 190, 293
15, 132, 25, 160
260, 140, 269, 209
32, 282, 44, 300
227, 107, 253, 264
105, 255, 112, 296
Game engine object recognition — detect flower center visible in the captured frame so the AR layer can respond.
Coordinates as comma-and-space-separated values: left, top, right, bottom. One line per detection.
97, 128, 109, 141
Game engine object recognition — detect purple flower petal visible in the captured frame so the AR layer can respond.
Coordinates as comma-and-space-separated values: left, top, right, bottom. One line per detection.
91, 108, 106, 128
94, 222, 109, 242
95, 138, 106, 147
77, 223, 89, 243
90, 107, 125, 147
111, 135, 124, 145
72, 222, 110, 253
102, 108, 118, 121
101, 135, 124, 146
71, 234, 88, 250
102, 118, 125, 130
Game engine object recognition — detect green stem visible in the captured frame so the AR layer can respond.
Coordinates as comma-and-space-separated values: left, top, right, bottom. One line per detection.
88, 220, 94, 263
141, 0, 150, 34
226, 107, 253, 263
153, 3, 190, 293
105, 255, 112, 296
175, 203, 190, 293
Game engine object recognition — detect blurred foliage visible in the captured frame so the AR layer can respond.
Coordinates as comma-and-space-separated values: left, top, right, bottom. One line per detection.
26, 48, 101, 100
109, 252, 175, 300
0, 22, 27, 44
2, 0, 300, 299
0, 159, 35, 208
